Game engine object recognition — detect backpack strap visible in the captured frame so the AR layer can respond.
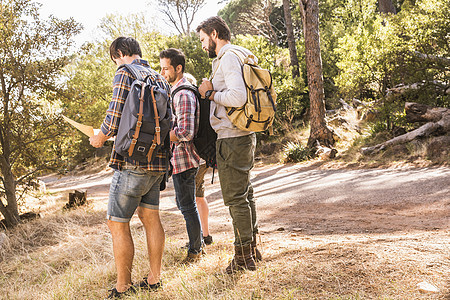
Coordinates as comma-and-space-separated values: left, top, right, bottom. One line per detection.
172, 85, 201, 99
210, 165, 216, 184
151, 86, 161, 145
127, 82, 146, 157
210, 48, 257, 84
226, 48, 257, 65
171, 84, 200, 118
214, 48, 256, 72
121, 64, 144, 81
146, 86, 161, 162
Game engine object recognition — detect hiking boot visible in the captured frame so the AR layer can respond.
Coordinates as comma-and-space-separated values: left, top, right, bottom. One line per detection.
105, 286, 136, 299
181, 251, 202, 264
134, 277, 162, 291
251, 237, 262, 262
226, 244, 256, 274
203, 235, 213, 245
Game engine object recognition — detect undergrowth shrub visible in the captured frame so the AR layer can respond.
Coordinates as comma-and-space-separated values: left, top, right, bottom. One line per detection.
281, 142, 312, 163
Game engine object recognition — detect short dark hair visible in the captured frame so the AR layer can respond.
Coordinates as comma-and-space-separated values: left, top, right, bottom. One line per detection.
196, 16, 231, 41
159, 48, 185, 73
109, 37, 142, 61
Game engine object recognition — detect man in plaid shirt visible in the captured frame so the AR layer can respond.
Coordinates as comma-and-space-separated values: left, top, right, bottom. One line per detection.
159, 48, 203, 263
90, 37, 170, 298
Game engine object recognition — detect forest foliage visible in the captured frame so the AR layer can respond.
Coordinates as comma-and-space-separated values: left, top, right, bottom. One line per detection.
0, 0, 448, 225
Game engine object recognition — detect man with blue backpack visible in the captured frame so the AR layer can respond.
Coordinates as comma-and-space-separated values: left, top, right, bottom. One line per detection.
90, 37, 171, 298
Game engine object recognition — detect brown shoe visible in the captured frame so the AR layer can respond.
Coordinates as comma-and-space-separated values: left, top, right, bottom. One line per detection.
226, 244, 256, 274
181, 251, 202, 264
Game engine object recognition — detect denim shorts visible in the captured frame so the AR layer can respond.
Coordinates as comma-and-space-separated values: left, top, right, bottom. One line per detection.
107, 166, 164, 223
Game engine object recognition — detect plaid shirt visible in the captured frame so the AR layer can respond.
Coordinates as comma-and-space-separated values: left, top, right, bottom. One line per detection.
171, 77, 200, 174
100, 59, 172, 171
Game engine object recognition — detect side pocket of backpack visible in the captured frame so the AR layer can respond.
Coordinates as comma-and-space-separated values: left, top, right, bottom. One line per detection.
127, 131, 155, 162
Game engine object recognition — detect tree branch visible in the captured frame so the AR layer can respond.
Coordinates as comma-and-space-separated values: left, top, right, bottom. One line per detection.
298, 0, 307, 34
16, 168, 43, 185
11, 132, 62, 158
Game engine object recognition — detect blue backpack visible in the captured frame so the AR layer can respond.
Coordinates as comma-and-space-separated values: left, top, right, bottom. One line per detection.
115, 64, 172, 164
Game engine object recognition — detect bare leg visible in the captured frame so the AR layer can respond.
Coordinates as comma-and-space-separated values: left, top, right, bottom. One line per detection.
137, 207, 165, 285
107, 220, 134, 292
196, 196, 210, 237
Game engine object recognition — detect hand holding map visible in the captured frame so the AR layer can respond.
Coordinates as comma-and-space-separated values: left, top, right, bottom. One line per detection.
62, 115, 114, 142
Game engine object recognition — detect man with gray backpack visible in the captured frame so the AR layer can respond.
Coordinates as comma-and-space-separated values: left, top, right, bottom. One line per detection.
90, 37, 171, 298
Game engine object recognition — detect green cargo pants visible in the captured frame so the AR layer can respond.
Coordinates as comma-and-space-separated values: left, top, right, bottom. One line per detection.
216, 133, 257, 246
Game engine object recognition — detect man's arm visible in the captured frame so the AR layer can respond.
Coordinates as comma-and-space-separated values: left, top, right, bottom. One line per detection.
90, 70, 130, 148
210, 53, 247, 107
101, 70, 130, 137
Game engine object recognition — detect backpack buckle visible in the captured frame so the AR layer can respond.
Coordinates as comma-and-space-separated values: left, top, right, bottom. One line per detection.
155, 126, 160, 133
150, 143, 157, 149
131, 139, 137, 145
246, 115, 253, 128
136, 121, 142, 127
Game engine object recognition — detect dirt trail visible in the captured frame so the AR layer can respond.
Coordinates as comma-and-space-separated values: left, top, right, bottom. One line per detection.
41, 162, 450, 297
43, 163, 450, 232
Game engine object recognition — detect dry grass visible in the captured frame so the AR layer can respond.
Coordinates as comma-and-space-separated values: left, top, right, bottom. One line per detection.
0, 198, 448, 299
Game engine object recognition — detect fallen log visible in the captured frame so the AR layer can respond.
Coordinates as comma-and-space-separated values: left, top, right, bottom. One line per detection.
361, 102, 450, 155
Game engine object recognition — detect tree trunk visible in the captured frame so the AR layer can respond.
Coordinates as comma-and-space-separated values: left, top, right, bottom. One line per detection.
0, 95, 20, 227
283, 0, 300, 78
379, 0, 397, 14
299, 0, 335, 149
0, 158, 20, 227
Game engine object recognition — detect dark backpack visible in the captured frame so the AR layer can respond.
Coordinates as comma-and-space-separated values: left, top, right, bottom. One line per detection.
172, 85, 217, 169
115, 64, 172, 164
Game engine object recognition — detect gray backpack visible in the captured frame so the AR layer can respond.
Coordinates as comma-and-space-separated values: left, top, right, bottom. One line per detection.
115, 64, 172, 163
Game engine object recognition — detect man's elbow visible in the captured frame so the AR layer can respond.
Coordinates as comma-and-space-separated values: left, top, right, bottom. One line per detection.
226, 90, 247, 107
234, 93, 247, 107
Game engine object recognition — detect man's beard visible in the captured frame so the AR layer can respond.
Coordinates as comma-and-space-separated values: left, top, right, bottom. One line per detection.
166, 74, 177, 85
208, 39, 217, 58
